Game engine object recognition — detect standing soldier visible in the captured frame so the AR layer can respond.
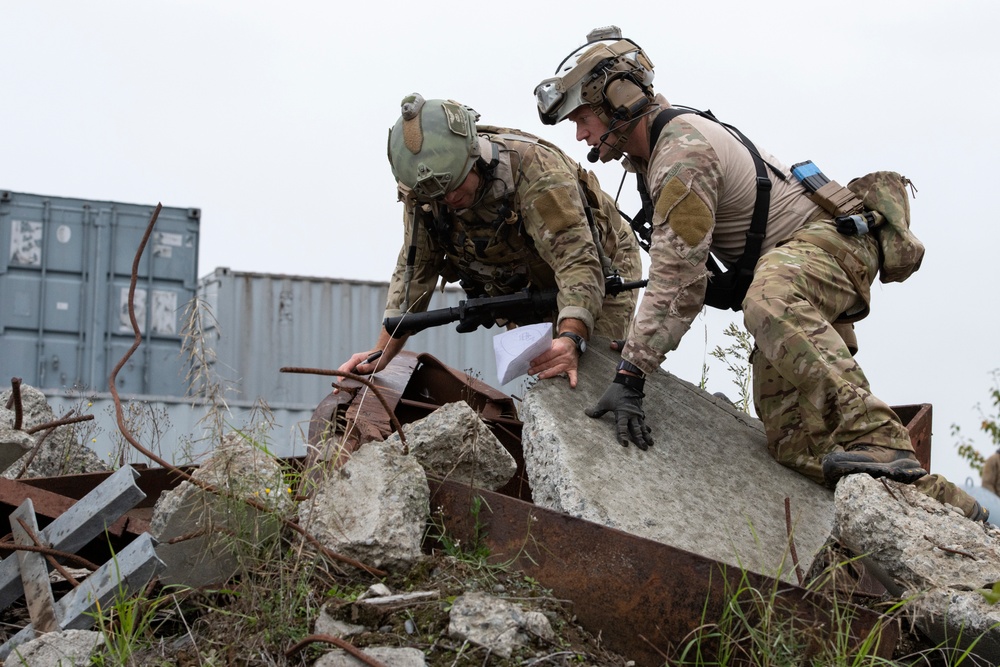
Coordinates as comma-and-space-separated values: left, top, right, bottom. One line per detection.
338, 94, 642, 389
983, 449, 1000, 496
534, 27, 986, 520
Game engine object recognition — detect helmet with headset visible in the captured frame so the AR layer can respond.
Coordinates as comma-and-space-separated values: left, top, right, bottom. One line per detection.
534, 27, 655, 162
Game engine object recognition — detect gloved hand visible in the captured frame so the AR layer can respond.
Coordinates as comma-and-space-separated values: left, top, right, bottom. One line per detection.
585, 374, 654, 450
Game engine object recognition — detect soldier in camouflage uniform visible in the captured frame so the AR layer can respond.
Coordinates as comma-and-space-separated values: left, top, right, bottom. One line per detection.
535, 27, 986, 520
983, 450, 1000, 496
339, 94, 642, 389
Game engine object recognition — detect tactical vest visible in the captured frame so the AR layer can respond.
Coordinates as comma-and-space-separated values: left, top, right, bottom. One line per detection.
417, 132, 554, 298
419, 203, 554, 298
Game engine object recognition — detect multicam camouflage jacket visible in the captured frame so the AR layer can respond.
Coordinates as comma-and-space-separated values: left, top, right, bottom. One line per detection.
384, 126, 641, 336
619, 99, 825, 374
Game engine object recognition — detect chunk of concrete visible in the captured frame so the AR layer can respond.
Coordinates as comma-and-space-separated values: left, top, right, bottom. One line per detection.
835, 474, 1000, 663
5, 629, 104, 666
383, 401, 516, 490
520, 337, 834, 584
314, 604, 366, 638
447, 591, 554, 659
0, 428, 33, 473
0, 385, 108, 478
150, 432, 290, 587
299, 441, 429, 572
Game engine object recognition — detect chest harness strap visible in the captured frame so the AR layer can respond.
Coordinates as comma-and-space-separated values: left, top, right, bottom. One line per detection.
633, 106, 784, 311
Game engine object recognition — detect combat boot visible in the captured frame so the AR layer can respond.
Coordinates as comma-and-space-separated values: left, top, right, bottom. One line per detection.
913, 474, 991, 522
822, 443, 927, 486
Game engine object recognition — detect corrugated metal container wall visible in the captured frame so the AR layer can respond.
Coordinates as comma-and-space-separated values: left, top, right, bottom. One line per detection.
0, 190, 200, 395
197, 268, 522, 409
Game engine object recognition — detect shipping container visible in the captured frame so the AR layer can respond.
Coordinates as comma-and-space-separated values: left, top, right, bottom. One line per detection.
196, 268, 528, 409
44, 389, 310, 467
0, 190, 200, 395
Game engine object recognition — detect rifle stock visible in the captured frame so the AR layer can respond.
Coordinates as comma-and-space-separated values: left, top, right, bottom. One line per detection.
383, 278, 647, 338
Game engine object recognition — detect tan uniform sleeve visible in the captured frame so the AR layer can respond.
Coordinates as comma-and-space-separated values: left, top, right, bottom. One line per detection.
622, 139, 722, 374
517, 145, 606, 336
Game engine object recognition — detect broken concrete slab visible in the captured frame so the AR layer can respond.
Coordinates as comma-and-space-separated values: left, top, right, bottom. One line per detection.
835, 474, 1000, 663
149, 432, 291, 587
0, 428, 33, 474
0, 384, 108, 478
383, 401, 516, 490
447, 591, 554, 659
299, 440, 430, 572
4, 629, 104, 666
315, 604, 366, 638
520, 336, 834, 585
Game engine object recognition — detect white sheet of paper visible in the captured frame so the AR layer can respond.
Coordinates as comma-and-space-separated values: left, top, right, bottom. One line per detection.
493, 323, 553, 385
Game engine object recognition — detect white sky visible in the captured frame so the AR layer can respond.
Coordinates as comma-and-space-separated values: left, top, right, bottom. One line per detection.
3, 0, 999, 488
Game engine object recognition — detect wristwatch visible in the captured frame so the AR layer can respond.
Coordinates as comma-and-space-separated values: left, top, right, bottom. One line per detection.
557, 331, 587, 355
617, 358, 645, 377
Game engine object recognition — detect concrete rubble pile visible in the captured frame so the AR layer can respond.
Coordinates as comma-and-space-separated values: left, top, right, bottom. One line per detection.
7, 359, 1000, 664
836, 474, 1000, 661
0, 384, 108, 479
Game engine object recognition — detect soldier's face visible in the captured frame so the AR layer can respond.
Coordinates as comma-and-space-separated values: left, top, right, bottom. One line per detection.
568, 106, 613, 159
442, 169, 481, 210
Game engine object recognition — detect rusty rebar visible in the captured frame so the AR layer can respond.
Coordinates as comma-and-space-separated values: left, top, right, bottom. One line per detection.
106, 204, 385, 578
8, 377, 23, 429
0, 537, 100, 572
279, 367, 408, 452
15, 517, 85, 586
16, 409, 94, 479
924, 535, 977, 560
25, 413, 95, 435
12, 422, 55, 480
784, 496, 804, 586
284, 634, 389, 667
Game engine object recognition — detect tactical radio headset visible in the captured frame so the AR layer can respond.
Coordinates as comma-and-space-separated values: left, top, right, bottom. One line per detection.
536, 27, 658, 162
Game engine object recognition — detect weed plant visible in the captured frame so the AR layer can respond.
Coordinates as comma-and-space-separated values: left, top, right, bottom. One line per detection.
953, 369, 1000, 475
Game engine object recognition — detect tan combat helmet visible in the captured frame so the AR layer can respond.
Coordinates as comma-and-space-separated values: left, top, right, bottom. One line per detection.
387, 93, 482, 201
534, 26, 655, 162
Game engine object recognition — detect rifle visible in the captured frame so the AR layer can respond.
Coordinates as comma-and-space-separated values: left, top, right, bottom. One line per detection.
383, 277, 648, 338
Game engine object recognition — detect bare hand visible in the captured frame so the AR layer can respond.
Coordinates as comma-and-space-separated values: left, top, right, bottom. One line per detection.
528, 336, 580, 388
333, 350, 383, 393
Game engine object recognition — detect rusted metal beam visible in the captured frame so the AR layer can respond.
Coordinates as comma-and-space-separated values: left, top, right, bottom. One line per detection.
894, 404, 932, 472
0, 466, 147, 609
11, 465, 193, 509
429, 478, 897, 666
0, 532, 165, 661
0, 477, 143, 538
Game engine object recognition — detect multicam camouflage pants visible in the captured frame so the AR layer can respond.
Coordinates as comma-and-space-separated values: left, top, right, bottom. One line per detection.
742, 221, 914, 486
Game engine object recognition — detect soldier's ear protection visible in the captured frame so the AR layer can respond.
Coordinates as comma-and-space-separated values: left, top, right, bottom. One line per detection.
578, 52, 654, 124
603, 71, 652, 121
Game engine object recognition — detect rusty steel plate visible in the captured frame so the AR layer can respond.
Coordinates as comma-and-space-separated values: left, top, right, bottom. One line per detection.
429, 478, 897, 666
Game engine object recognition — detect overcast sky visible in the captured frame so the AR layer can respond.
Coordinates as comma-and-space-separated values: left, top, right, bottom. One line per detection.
3, 0, 999, 487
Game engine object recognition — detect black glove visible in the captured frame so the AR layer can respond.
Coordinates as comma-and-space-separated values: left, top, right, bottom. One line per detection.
585, 373, 654, 450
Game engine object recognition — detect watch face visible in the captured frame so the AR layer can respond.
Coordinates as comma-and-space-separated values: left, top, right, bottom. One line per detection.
578, 339, 587, 353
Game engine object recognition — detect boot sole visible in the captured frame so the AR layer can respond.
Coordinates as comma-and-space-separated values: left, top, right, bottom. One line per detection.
822, 459, 928, 485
